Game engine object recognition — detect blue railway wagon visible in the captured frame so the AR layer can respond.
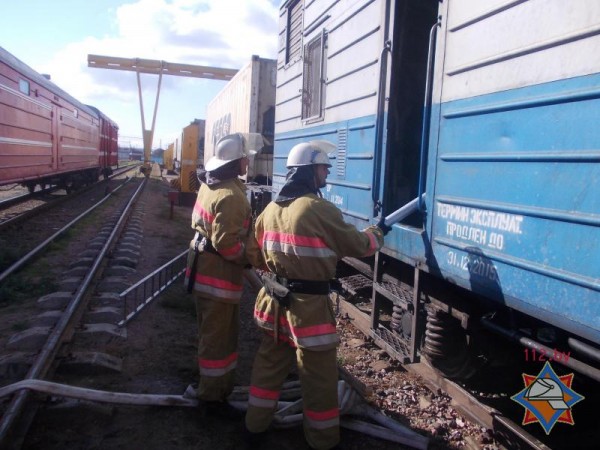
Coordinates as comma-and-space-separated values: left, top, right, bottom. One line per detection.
274, 0, 600, 380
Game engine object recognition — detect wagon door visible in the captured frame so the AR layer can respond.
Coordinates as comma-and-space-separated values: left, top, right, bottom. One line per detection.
51, 104, 59, 171
379, 0, 439, 221
274, 0, 440, 234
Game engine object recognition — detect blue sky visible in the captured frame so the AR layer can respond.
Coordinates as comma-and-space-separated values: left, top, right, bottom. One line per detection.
0, 0, 280, 148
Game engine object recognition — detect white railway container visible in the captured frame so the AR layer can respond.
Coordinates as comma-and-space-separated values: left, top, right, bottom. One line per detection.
203, 56, 276, 183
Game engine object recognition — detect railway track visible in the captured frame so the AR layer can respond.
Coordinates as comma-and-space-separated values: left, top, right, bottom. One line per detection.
0, 166, 142, 282
0, 164, 139, 231
0, 187, 60, 211
0, 174, 198, 450
0, 176, 148, 447
0, 189, 61, 230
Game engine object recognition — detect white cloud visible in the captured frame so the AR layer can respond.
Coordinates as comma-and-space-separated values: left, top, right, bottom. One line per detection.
36, 0, 279, 147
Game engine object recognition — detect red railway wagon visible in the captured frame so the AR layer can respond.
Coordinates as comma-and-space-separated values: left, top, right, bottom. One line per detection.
0, 46, 118, 192
87, 105, 119, 176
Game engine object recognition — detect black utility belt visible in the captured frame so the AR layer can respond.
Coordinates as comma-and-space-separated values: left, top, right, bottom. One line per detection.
203, 238, 219, 256
281, 278, 330, 295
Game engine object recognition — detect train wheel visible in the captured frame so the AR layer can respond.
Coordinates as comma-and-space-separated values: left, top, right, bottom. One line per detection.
422, 308, 477, 379
26, 182, 36, 194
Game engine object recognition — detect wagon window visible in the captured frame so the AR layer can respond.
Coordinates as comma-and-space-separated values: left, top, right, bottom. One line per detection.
19, 79, 30, 95
301, 30, 326, 122
285, 0, 304, 64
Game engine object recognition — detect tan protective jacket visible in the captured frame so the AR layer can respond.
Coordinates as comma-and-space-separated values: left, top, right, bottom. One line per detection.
185, 178, 262, 303
251, 193, 384, 349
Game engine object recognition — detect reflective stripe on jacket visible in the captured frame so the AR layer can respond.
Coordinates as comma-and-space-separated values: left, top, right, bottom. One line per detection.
250, 194, 384, 349
185, 178, 254, 303
192, 178, 251, 261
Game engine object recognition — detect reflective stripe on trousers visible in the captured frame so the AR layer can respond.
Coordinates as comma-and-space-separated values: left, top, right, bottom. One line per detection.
246, 334, 340, 449
195, 296, 239, 402
199, 351, 238, 377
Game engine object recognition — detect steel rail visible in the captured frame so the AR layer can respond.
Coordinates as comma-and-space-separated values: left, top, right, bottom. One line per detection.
0, 191, 60, 230
0, 165, 139, 236
0, 178, 132, 284
0, 187, 58, 211
0, 164, 138, 230
0, 178, 147, 446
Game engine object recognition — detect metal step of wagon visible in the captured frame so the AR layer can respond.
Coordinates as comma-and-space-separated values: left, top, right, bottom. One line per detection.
371, 326, 411, 364
337, 273, 373, 296
373, 281, 413, 309
371, 280, 415, 363
339, 298, 412, 364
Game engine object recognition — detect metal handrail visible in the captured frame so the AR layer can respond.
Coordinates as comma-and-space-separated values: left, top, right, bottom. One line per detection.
417, 20, 440, 212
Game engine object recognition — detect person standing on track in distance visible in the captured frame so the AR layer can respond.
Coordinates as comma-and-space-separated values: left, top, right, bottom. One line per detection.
244, 141, 389, 449
185, 132, 264, 418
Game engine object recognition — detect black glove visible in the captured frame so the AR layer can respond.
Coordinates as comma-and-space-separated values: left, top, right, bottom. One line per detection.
376, 217, 392, 236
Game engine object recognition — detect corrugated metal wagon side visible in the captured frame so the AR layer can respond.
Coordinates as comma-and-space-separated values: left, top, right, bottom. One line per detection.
0, 46, 106, 191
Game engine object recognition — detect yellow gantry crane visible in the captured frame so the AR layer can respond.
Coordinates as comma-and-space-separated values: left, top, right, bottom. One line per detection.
87, 54, 237, 174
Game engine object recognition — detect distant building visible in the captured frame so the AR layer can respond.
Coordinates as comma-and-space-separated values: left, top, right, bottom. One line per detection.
117, 147, 130, 161
129, 148, 143, 161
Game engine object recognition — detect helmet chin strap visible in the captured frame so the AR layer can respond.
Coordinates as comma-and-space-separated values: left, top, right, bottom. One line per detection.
314, 175, 325, 196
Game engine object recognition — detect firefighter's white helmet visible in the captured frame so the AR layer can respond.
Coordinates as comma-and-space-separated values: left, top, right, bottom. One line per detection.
286, 141, 334, 168
205, 133, 258, 171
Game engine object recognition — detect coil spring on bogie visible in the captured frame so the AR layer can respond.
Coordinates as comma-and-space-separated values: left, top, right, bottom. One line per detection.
423, 308, 449, 359
390, 304, 413, 340
390, 305, 402, 331
422, 307, 477, 379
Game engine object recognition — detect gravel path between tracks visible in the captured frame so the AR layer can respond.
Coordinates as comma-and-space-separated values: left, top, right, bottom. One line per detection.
13, 175, 499, 450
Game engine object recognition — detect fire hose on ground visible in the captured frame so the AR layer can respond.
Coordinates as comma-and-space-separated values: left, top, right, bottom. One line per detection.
0, 378, 428, 449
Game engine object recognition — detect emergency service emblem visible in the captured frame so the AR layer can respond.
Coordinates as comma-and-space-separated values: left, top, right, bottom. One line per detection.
511, 361, 584, 434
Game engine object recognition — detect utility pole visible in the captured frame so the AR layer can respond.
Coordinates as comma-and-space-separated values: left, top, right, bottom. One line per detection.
87, 54, 237, 174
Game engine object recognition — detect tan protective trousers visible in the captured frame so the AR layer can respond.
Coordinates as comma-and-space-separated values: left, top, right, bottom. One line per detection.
245, 334, 340, 449
195, 297, 239, 402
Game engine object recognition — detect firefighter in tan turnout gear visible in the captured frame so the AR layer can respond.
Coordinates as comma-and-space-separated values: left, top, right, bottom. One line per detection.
244, 141, 387, 449
185, 133, 264, 417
